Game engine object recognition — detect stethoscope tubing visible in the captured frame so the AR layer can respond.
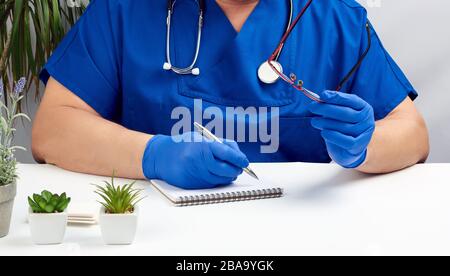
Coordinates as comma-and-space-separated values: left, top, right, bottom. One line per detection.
164, 0, 204, 75
275, 0, 294, 61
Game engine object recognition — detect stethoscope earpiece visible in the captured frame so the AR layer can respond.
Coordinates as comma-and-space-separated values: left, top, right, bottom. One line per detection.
191, 68, 200, 76
163, 62, 172, 71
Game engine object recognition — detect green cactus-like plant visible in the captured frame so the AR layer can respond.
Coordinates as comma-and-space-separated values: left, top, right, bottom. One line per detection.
93, 173, 144, 214
28, 190, 71, 214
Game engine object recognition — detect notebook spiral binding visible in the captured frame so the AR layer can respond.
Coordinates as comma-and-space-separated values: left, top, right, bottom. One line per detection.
177, 188, 284, 207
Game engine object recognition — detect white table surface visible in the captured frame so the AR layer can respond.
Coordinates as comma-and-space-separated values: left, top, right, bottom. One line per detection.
1, 163, 449, 256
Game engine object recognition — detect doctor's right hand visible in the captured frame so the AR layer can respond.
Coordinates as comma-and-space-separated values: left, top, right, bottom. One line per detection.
141, 132, 249, 190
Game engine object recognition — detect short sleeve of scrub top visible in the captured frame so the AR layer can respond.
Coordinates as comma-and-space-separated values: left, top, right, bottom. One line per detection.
39, 0, 121, 121
347, 19, 417, 121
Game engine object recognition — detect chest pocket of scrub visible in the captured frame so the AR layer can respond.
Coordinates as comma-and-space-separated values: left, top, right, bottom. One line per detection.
236, 116, 330, 163
176, 34, 297, 108
276, 117, 330, 163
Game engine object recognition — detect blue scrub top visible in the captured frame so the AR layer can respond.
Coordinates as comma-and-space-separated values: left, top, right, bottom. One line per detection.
40, 0, 417, 163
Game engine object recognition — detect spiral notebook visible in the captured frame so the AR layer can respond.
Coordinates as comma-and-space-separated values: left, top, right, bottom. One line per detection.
151, 173, 283, 207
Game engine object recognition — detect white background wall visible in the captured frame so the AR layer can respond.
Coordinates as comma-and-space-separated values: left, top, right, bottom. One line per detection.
360, 0, 450, 162
13, 0, 450, 163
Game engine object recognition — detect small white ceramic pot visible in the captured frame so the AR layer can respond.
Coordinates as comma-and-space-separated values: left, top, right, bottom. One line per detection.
99, 206, 139, 245
28, 208, 68, 245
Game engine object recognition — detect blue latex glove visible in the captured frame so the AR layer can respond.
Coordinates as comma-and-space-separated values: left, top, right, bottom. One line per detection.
307, 90, 375, 168
142, 132, 249, 189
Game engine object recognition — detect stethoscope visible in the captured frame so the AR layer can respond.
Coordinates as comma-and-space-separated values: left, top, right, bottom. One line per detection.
163, 0, 205, 76
163, 0, 294, 82
163, 0, 371, 95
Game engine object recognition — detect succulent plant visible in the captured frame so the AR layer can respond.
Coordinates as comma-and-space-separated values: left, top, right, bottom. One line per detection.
28, 190, 71, 214
93, 173, 144, 214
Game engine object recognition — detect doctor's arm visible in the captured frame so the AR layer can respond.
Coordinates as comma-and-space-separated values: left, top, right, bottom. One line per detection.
32, 77, 151, 179
32, 77, 248, 187
357, 97, 429, 173
308, 91, 429, 174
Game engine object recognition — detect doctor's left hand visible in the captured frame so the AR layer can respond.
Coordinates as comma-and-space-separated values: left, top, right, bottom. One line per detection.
308, 90, 375, 168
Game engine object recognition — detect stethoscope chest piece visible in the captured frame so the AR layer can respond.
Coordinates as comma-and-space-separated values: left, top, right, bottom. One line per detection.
258, 61, 282, 84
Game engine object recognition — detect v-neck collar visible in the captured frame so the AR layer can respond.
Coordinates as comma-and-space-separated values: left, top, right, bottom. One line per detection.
173, 0, 297, 76
211, 0, 263, 36
175, 0, 302, 108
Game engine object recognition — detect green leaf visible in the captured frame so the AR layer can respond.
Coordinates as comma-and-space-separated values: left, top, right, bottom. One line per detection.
37, 198, 47, 211
41, 190, 52, 202
56, 197, 70, 212
12, 112, 31, 122
51, 0, 63, 39
10, 0, 24, 48
44, 204, 55, 213
50, 194, 59, 208
9, 146, 26, 151
0, 117, 7, 134
28, 196, 42, 213
55, 195, 70, 212
33, 193, 42, 204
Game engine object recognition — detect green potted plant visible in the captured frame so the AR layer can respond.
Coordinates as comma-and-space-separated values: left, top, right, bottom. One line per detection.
0, 0, 85, 240
0, 0, 86, 103
28, 190, 71, 244
0, 78, 30, 238
93, 174, 144, 245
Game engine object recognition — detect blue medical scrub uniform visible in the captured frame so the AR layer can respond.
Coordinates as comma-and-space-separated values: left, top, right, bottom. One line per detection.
40, 0, 417, 163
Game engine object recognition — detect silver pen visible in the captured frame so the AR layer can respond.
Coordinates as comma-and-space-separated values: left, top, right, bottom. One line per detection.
193, 122, 259, 180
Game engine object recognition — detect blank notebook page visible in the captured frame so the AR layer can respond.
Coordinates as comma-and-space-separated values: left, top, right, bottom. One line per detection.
151, 173, 283, 206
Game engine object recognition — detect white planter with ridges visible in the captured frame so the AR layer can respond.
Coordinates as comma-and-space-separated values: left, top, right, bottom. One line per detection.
28, 208, 67, 245
99, 206, 139, 245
